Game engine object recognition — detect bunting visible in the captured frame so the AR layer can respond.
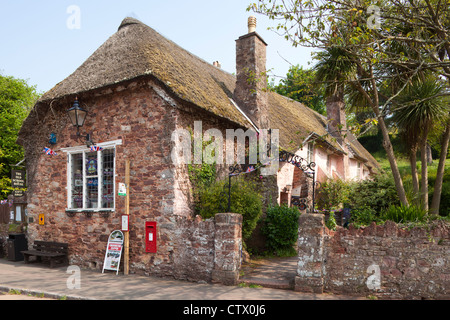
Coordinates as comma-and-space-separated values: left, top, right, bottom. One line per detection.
90, 145, 104, 152
43, 147, 57, 155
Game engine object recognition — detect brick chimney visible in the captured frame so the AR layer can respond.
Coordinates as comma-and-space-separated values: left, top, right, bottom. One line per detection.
326, 94, 347, 145
233, 16, 269, 129
326, 92, 350, 179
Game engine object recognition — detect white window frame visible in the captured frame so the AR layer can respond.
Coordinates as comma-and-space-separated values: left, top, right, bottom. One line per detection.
307, 143, 314, 164
62, 140, 122, 211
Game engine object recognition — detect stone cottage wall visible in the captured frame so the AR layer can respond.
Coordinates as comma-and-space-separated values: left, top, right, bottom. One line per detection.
295, 214, 450, 299
20, 78, 244, 285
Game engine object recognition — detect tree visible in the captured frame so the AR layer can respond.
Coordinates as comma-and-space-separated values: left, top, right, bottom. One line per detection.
248, 0, 450, 209
313, 46, 357, 144
0, 74, 39, 198
430, 114, 450, 214
392, 76, 448, 210
272, 65, 327, 115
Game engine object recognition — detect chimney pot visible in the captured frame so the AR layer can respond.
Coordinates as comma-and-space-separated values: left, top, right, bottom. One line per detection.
248, 16, 257, 33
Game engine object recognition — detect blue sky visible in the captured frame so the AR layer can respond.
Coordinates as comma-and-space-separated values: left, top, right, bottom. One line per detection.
0, 0, 315, 94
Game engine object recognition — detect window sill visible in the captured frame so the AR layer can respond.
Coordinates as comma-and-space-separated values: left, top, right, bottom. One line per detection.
65, 209, 115, 218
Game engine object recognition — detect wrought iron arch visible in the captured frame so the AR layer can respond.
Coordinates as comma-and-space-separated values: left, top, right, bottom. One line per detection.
278, 150, 318, 212
221, 150, 319, 213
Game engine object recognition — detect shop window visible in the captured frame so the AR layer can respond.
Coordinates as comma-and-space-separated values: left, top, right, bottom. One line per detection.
63, 140, 120, 211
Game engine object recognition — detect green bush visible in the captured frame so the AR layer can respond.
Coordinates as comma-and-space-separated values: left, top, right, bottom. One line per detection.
381, 204, 427, 223
350, 206, 380, 228
197, 176, 262, 242
262, 204, 301, 256
347, 174, 400, 214
316, 178, 349, 210
317, 174, 399, 215
325, 211, 338, 230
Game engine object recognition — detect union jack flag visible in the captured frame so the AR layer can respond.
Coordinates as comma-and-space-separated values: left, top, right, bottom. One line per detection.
43, 147, 57, 155
90, 146, 103, 152
245, 165, 256, 173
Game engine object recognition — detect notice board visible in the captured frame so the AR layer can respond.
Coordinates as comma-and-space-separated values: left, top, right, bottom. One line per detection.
102, 230, 124, 275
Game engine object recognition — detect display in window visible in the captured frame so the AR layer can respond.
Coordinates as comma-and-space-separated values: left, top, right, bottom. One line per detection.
86, 158, 97, 175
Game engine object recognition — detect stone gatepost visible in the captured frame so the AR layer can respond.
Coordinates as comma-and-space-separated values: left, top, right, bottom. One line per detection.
295, 213, 326, 293
211, 213, 243, 286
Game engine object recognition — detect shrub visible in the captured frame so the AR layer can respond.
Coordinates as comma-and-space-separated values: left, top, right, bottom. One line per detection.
349, 206, 380, 228
347, 174, 400, 214
325, 211, 337, 230
262, 204, 301, 256
381, 204, 427, 223
316, 178, 350, 210
197, 176, 262, 242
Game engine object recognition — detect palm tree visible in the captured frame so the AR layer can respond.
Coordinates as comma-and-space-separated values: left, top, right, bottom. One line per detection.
430, 114, 450, 214
392, 76, 448, 211
313, 45, 410, 207
313, 46, 356, 144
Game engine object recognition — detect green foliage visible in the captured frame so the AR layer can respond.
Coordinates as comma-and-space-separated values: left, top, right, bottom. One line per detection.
317, 174, 400, 227
197, 176, 262, 242
0, 74, 39, 199
262, 204, 301, 256
325, 211, 337, 231
316, 178, 350, 210
381, 204, 428, 223
271, 65, 326, 115
348, 174, 400, 214
188, 163, 217, 213
349, 206, 380, 228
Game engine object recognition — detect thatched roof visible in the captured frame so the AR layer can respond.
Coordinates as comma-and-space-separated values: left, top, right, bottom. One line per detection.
38, 17, 248, 128
27, 17, 379, 170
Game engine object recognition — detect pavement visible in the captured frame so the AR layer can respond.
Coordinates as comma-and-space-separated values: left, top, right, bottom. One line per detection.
239, 256, 299, 290
0, 257, 365, 301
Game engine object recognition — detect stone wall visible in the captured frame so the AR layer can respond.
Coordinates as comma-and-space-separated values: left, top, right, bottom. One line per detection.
295, 214, 450, 299
133, 213, 242, 285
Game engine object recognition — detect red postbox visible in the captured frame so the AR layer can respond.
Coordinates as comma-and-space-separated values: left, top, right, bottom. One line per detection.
145, 222, 157, 253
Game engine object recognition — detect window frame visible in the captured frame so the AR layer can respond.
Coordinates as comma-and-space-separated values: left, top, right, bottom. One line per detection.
307, 143, 314, 164
62, 140, 122, 212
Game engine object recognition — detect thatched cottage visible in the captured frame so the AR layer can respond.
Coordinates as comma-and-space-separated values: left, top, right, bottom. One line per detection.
17, 17, 378, 282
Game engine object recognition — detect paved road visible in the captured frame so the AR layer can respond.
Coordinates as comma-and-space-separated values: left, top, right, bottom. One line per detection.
0, 258, 362, 301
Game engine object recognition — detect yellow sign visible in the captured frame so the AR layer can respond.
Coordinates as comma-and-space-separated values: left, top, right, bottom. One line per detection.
39, 214, 45, 225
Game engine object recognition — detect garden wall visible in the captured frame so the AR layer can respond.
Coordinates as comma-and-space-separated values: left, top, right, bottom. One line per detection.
295, 214, 450, 299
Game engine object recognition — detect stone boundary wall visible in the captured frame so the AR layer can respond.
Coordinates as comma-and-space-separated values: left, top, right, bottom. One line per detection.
170, 212, 243, 285
295, 214, 450, 299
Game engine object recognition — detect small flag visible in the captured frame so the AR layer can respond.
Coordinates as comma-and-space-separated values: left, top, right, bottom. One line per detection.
90, 145, 103, 152
245, 165, 255, 173
43, 147, 57, 155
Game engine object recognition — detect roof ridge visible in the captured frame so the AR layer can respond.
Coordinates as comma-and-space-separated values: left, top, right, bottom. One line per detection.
118, 17, 142, 31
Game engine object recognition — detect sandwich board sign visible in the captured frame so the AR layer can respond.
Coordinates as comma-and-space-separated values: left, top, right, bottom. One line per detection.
102, 230, 124, 275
